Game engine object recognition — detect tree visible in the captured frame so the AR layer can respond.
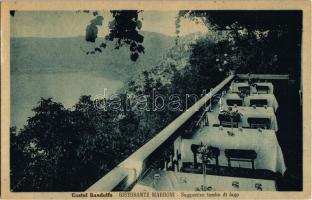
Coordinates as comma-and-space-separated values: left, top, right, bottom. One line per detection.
84, 10, 301, 80
10, 127, 29, 191
177, 10, 302, 80
10, 97, 113, 191
85, 10, 144, 61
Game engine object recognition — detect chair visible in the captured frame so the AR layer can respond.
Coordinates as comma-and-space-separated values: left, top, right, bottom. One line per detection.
191, 144, 220, 169
256, 85, 270, 94
250, 99, 268, 107
218, 113, 239, 128
219, 121, 239, 128
234, 79, 246, 83
226, 99, 243, 106
224, 149, 257, 170
247, 117, 271, 129
237, 86, 250, 95
212, 124, 220, 127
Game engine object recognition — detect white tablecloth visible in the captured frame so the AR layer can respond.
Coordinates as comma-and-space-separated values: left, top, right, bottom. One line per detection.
221, 106, 278, 131
230, 82, 274, 94
244, 94, 279, 111
132, 170, 276, 191
221, 93, 243, 107
255, 82, 274, 94
180, 127, 286, 174
230, 82, 250, 93
223, 93, 279, 111
223, 93, 242, 100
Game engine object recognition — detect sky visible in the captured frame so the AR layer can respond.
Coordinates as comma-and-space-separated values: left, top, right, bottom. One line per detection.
10, 11, 208, 38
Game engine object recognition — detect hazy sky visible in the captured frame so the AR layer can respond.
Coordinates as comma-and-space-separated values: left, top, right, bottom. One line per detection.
11, 11, 208, 38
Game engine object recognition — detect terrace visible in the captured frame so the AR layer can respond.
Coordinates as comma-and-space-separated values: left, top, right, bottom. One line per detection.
86, 73, 301, 191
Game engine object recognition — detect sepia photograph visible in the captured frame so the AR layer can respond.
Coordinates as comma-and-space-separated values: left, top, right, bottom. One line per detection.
1, 1, 311, 199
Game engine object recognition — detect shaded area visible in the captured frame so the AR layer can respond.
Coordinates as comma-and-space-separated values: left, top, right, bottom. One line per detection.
274, 80, 302, 191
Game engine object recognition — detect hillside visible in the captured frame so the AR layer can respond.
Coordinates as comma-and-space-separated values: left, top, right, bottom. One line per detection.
122, 32, 209, 94
11, 31, 175, 80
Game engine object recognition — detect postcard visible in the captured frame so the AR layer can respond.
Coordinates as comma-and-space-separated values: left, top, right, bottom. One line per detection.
1, 0, 311, 199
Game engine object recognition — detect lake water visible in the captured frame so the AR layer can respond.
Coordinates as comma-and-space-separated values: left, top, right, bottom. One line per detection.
11, 71, 123, 129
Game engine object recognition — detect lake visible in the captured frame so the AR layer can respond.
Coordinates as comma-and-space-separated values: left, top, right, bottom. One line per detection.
11, 71, 123, 129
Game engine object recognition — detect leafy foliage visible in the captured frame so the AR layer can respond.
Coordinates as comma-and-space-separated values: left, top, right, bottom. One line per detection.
178, 10, 302, 80
85, 16, 104, 43
10, 31, 229, 191
85, 10, 144, 61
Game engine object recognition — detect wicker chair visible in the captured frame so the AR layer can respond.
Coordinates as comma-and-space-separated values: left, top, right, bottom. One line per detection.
256, 85, 270, 94
247, 117, 271, 129
224, 149, 257, 170
238, 86, 250, 95
218, 113, 240, 128
250, 99, 268, 107
226, 99, 243, 106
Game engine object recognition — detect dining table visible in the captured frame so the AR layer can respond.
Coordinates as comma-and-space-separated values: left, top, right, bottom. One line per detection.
179, 126, 286, 175
222, 93, 243, 103
230, 81, 274, 94
244, 93, 279, 111
254, 82, 274, 94
230, 82, 250, 93
220, 106, 278, 131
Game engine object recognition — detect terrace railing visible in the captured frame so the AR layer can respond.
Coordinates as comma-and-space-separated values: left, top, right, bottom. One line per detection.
236, 74, 289, 80
86, 73, 291, 191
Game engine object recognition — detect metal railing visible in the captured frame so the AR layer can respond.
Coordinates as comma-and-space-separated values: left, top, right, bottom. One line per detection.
236, 74, 289, 80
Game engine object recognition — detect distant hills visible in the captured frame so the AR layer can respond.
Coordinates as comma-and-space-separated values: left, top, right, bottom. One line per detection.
10, 31, 176, 80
